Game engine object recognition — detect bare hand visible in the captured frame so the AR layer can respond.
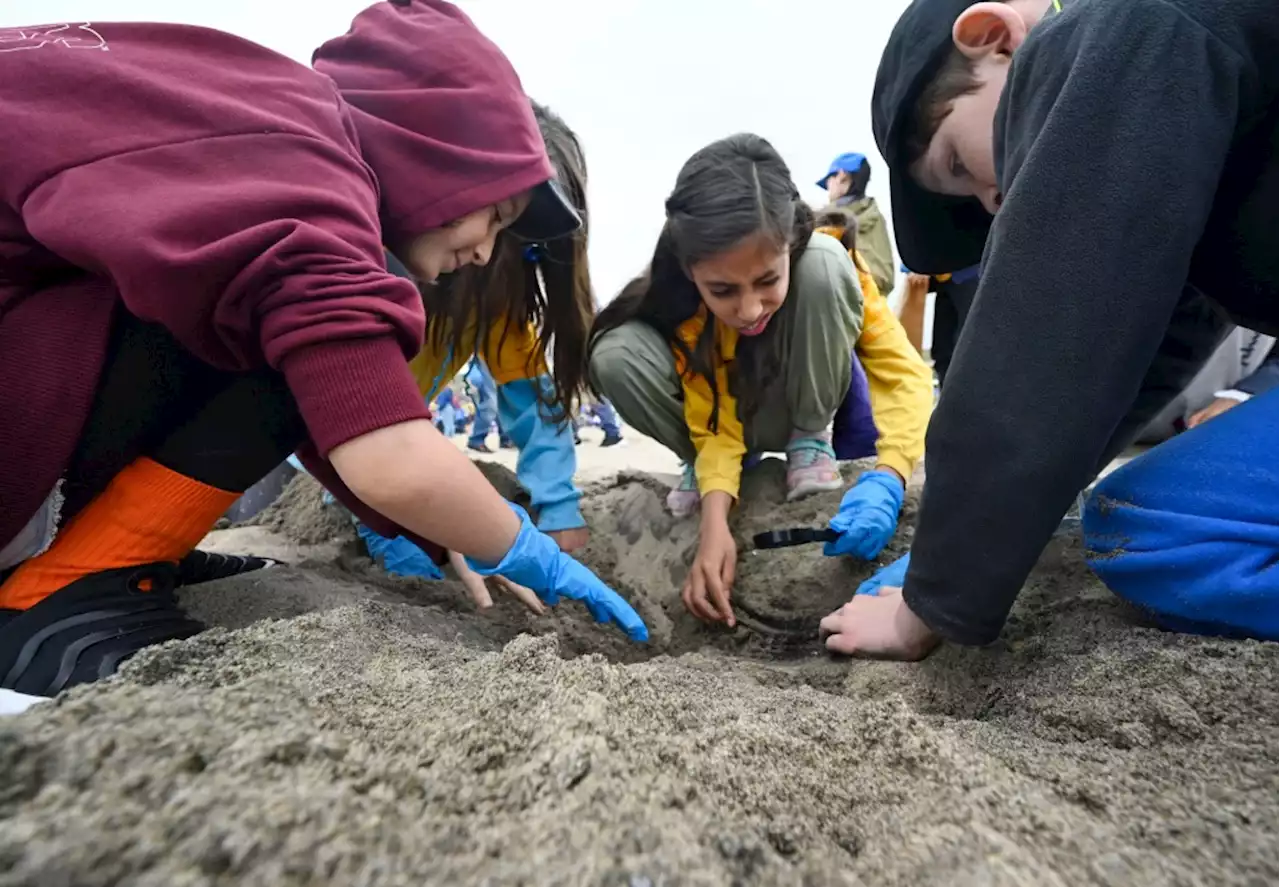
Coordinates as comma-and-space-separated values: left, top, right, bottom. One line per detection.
547, 526, 590, 554
818, 587, 940, 660
682, 520, 737, 627
1187, 396, 1243, 429
449, 550, 546, 615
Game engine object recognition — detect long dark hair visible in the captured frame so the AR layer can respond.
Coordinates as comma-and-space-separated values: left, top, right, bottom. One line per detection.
591, 133, 814, 430
423, 101, 592, 422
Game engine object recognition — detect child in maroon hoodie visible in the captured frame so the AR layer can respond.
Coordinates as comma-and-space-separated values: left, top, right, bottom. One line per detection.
0, 1, 647, 697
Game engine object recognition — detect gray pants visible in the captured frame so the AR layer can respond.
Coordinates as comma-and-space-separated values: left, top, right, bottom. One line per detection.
590, 235, 864, 461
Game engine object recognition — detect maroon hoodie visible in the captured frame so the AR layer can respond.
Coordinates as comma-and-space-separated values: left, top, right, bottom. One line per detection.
0, 3, 552, 554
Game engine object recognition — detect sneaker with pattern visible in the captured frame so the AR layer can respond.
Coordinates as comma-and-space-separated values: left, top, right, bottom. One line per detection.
666, 463, 701, 518
786, 431, 843, 501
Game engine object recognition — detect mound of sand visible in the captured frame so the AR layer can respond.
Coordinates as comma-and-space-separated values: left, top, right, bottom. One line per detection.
1, 464, 1276, 886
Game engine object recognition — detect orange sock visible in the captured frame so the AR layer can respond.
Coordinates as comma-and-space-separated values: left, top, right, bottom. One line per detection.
0, 457, 237, 610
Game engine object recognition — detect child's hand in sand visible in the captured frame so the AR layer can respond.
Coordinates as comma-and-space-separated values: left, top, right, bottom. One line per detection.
449, 550, 546, 615
466, 503, 649, 642
683, 492, 737, 627
819, 587, 940, 660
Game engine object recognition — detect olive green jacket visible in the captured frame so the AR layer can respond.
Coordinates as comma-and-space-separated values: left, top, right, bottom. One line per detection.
849, 196, 895, 297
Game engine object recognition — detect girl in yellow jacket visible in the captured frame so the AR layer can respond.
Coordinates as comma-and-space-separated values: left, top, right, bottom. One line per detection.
589, 134, 932, 627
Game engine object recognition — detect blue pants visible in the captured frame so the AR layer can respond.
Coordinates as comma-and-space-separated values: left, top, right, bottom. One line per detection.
1083, 387, 1278, 640
830, 355, 878, 460
437, 404, 456, 438
468, 374, 499, 447
595, 400, 622, 437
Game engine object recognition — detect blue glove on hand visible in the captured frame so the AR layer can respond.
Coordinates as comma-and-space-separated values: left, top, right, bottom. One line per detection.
856, 553, 910, 596
824, 470, 905, 560
358, 522, 445, 580
467, 503, 649, 643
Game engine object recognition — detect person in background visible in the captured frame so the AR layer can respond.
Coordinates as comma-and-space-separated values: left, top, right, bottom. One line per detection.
354, 101, 596, 608
578, 399, 625, 447
594, 400, 625, 447
0, 1, 646, 698
896, 263, 980, 387
464, 357, 500, 453
434, 387, 460, 437
817, 152, 896, 297
820, 0, 1276, 658
591, 134, 892, 627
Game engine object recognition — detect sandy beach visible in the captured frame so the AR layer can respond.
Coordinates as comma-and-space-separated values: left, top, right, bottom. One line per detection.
0, 429, 1276, 886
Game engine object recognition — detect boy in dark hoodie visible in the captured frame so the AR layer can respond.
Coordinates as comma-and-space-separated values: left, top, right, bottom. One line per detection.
820, 0, 1276, 658
0, 1, 647, 698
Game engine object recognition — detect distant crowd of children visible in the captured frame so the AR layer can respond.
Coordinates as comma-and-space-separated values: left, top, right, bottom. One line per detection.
0, 0, 1272, 698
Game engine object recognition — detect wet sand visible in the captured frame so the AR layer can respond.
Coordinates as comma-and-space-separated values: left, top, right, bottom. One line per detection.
0, 449, 1275, 886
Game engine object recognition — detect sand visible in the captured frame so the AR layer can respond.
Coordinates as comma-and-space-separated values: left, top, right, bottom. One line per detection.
0, 437, 1276, 886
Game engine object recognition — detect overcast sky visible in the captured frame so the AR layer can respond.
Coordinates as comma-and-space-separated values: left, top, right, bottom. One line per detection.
9, 0, 909, 300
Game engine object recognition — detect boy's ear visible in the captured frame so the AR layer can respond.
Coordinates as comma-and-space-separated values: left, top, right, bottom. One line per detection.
952, 2, 1029, 59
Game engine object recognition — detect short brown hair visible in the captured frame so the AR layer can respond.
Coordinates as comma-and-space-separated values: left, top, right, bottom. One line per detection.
903, 47, 984, 164
814, 206, 859, 253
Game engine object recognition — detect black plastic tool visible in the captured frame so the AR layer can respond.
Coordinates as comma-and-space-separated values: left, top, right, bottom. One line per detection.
752, 527, 840, 550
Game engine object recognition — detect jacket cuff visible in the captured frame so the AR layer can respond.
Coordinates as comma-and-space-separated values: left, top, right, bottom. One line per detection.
875, 451, 916, 484
536, 497, 586, 532
1212, 389, 1250, 403
696, 476, 740, 500
280, 336, 428, 456
902, 582, 1000, 646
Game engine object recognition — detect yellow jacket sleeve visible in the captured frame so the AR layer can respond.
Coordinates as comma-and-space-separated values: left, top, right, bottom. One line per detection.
675, 313, 747, 499
407, 327, 468, 399
406, 315, 545, 397
853, 252, 933, 480
479, 316, 546, 385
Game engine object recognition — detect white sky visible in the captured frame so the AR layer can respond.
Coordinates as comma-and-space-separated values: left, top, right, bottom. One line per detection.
9, 0, 909, 300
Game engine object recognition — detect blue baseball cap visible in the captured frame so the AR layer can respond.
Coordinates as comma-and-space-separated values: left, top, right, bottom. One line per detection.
816, 152, 867, 190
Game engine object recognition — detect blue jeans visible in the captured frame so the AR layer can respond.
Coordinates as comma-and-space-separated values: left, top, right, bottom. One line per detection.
1083, 387, 1278, 640
437, 404, 456, 438
595, 400, 622, 437
468, 374, 498, 447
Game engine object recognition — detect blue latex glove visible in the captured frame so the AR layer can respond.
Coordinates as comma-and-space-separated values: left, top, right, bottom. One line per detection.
824, 470, 905, 560
357, 522, 444, 580
856, 553, 910, 596
467, 503, 649, 642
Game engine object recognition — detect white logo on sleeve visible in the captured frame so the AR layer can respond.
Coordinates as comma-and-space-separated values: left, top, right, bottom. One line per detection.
0, 23, 109, 54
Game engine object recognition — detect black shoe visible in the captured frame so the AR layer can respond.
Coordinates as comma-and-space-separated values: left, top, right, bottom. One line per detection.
467, 441, 494, 454
0, 563, 203, 697
600, 434, 623, 448
176, 550, 279, 587
499, 440, 516, 450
